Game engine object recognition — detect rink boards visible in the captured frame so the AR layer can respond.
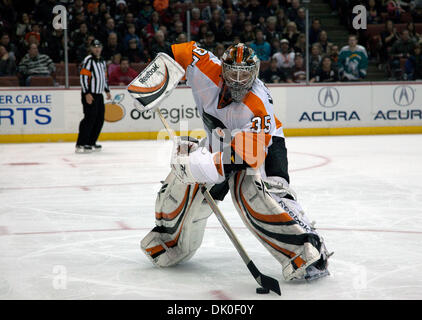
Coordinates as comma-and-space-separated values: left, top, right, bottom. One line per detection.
1, 82, 422, 142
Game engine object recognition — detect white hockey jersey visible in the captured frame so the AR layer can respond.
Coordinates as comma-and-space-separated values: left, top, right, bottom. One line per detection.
171, 41, 287, 180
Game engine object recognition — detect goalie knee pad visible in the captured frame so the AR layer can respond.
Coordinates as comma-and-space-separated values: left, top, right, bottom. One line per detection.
140, 171, 212, 267
229, 170, 329, 281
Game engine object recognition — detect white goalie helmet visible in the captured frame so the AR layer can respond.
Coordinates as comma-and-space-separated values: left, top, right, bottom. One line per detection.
221, 43, 260, 102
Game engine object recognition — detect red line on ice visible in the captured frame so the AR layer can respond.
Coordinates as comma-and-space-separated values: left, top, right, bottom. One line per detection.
209, 290, 231, 300
2, 225, 421, 237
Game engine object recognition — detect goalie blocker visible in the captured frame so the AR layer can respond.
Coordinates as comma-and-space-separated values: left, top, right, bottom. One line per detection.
127, 53, 185, 112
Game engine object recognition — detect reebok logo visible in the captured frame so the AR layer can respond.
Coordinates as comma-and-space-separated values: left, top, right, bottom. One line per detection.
139, 63, 159, 83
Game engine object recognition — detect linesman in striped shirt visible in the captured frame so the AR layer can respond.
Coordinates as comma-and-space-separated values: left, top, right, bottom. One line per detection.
76, 39, 111, 153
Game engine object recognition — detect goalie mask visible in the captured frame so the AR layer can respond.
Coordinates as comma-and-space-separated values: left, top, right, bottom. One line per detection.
221, 43, 260, 102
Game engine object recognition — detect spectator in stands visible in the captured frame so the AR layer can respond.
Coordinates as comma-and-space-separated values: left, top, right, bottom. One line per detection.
268, 0, 282, 16
287, 53, 306, 83
295, 7, 306, 33
17, 43, 55, 86
271, 38, 281, 55
177, 33, 188, 44
309, 43, 323, 75
275, 8, 288, 32
75, 34, 95, 62
98, 18, 117, 45
168, 21, 184, 45
123, 24, 140, 50
0, 44, 16, 76
72, 23, 89, 50
406, 21, 421, 43
127, 38, 146, 63
214, 43, 226, 59
317, 30, 333, 54
404, 44, 422, 79
103, 33, 122, 63
250, 0, 268, 25
367, 0, 382, 24
108, 53, 122, 75
380, 20, 400, 65
15, 13, 31, 39
197, 23, 210, 43
294, 33, 306, 55
311, 56, 339, 83
330, 44, 340, 67
338, 34, 368, 81
272, 39, 295, 72
309, 18, 322, 45
201, 31, 217, 53
283, 22, 300, 48
208, 9, 224, 36
45, 28, 65, 63
237, 0, 252, 19
411, 2, 422, 22
260, 57, 287, 83
190, 7, 204, 39
217, 19, 238, 46
389, 29, 416, 79
1, 33, 17, 58
150, 30, 172, 58
265, 16, 281, 44
202, 0, 225, 22
117, 13, 137, 39
138, 0, 154, 29
109, 56, 138, 86
234, 10, 247, 32
240, 20, 256, 44
144, 11, 162, 41
387, 0, 406, 22
250, 29, 271, 61
287, 0, 301, 22
115, 0, 129, 25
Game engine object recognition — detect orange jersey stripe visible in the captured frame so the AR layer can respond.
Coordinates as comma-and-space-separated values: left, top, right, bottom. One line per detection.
243, 91, 268, 120
231, 131, 271, 169
171, 42, 194, 70
275, 116, 282, 129
194, 51, 222, 86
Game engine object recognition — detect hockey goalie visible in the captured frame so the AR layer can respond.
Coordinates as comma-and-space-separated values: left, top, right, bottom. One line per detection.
136, 42, 331, 281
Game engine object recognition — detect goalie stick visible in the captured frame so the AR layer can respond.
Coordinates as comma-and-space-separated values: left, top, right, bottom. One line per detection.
127, 53, 281, 295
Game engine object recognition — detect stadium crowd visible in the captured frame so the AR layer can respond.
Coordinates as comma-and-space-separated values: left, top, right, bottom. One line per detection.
0, 0, 421, 86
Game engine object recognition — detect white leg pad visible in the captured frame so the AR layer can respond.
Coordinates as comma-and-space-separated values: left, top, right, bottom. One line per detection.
229, 170, 325, 281
140, 171, 212, 267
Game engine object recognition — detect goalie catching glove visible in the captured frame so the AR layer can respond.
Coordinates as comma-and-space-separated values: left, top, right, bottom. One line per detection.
171, 136, 225, 185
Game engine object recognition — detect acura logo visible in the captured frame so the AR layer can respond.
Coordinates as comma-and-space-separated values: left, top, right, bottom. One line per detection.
393, 85, 414, 106
318, 87, 340, 108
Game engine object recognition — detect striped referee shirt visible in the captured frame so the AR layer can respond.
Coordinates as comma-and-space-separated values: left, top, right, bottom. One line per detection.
80, 55, 110, 94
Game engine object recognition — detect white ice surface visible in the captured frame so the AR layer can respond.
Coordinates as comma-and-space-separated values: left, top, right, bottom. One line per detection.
0, 135, 421, 300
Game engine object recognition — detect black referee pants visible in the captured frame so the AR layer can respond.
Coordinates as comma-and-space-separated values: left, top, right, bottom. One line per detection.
76, 93, 105, 146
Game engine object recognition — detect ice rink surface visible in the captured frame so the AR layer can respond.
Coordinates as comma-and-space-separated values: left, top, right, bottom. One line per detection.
0, 134, 421, 300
